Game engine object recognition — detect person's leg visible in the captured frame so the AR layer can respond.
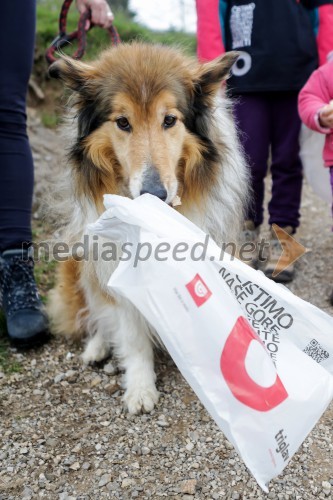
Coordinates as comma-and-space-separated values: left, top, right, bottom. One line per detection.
232, 93, 271, 227
269, 92, 303, 230
0, 0, 36, 251
0, 0, 48, 346
264, 92, 303, 283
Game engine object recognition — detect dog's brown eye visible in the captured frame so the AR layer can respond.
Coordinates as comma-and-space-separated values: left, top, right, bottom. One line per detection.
163, 115, 177, 129
116, 117, 131, 132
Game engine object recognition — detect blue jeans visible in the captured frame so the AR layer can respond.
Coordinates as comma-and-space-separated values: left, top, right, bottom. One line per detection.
0, 0, 36, 250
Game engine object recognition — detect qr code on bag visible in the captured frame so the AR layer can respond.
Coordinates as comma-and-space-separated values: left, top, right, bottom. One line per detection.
303, 339, 329, 363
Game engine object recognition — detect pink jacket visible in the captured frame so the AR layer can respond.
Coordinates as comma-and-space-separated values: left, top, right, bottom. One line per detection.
196, 0, 224, 61
298, 62, 333, 167
317, 5, 333, 66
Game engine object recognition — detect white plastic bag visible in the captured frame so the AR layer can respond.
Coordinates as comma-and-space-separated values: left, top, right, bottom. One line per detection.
89, 194, 333, 492
299, 124, 332, 204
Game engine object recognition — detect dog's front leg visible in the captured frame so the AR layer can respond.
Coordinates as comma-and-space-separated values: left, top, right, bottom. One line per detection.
115, 298, 159, 414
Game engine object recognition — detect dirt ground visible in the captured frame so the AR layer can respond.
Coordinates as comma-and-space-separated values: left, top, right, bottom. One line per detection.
0, 111, 332, 500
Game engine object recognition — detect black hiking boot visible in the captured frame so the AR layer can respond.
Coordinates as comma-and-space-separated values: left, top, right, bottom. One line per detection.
0, 249, 49, 348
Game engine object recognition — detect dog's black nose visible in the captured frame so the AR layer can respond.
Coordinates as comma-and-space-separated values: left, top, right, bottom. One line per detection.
140, 187, 168, 201
140, 167, 168, 201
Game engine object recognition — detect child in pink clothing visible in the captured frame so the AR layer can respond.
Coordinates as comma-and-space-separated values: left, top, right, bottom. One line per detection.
298, 60, 333, 167
298, 60, 333, 303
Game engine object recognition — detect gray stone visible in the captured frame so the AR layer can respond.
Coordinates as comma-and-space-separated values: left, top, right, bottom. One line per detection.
99, 474, 112, 487
54, 373, 66, 384
103, 362, 117, 375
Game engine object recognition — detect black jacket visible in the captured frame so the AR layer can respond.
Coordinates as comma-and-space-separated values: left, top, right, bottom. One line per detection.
220, 0, 333, 94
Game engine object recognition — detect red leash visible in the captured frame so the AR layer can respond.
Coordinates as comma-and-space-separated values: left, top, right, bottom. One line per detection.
45, 0, 120, 64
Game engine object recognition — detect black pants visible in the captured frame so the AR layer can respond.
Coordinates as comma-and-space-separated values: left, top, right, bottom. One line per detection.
0, 0, 36, 251
233, 92, 303, 229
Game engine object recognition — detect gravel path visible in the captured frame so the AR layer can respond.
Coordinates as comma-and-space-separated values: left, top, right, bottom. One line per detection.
0, 113, 332, 500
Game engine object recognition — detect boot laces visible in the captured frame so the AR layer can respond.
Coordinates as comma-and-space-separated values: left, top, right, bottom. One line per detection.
0, 257, 41, 316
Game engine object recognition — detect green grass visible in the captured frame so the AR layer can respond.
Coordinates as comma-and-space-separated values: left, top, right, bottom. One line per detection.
36, 0, 196, 61
0, 348, 22, 374
34, 259, 58, 302
41, 111, 60, 128
0, 321, 22, 374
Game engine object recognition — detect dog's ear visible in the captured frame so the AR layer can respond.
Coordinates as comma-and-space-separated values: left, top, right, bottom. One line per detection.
50, 57, 108, 138
196, 51, 239, 95
49, 57, 97, 94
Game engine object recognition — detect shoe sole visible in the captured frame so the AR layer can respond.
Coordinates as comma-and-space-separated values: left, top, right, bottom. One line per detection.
264, 270, 294, 283
9, 329, 51, 350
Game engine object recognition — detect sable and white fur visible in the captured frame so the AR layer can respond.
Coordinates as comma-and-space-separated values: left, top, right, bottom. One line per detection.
47, 43, 249, 414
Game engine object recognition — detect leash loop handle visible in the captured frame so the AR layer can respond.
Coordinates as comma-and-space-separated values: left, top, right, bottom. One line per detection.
45, 0, 120, 65
59, 0, 74, 36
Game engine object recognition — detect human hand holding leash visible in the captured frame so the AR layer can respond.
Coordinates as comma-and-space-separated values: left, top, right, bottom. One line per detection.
45, 0, 119, 64
76, 0, 114, 29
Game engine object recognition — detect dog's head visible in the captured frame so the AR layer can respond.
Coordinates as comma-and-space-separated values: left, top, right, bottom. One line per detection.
50, 43, 237, 207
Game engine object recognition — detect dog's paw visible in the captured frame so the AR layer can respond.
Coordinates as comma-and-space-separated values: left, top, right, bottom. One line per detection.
82, 336, 110, 364
124, 385, 159, 414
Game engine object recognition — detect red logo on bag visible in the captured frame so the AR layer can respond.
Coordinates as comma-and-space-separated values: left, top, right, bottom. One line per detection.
220, 317, 288, 412
186, 274, 212, 307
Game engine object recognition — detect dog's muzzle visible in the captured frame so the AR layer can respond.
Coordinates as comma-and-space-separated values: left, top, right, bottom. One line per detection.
140, 167, 167, 201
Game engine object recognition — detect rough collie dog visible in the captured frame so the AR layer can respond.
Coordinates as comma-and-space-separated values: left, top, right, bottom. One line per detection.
48, 43, 248, 414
